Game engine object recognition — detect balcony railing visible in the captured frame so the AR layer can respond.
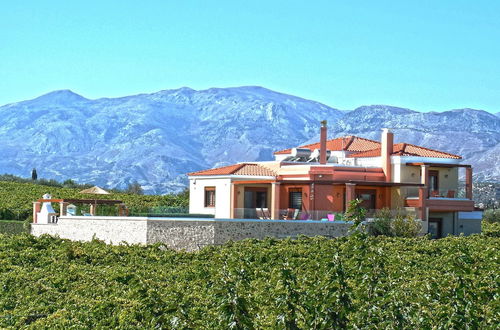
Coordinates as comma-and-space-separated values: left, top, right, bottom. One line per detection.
403, 186, 468, 199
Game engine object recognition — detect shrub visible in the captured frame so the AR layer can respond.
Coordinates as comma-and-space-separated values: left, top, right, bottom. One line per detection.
344, 199, 366, 227
483, 221, 500, 237
0, 220, 27, 234
0, 234, 498, 328
483, 209, 500, 223
369, 208, 422, 238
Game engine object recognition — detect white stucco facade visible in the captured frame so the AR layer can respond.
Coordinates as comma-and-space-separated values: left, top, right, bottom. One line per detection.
189, 177, 232, 218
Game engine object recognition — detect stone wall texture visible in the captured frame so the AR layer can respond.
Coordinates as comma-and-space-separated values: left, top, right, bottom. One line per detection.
32, 217, 353, 251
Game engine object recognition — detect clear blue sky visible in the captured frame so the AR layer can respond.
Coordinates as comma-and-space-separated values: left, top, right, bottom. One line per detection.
1, 1, 499, 112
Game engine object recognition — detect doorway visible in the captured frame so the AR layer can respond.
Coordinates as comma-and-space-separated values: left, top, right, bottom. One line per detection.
243, 187, 268, 218
356, 189, 376, 211
428, 218, 442, 239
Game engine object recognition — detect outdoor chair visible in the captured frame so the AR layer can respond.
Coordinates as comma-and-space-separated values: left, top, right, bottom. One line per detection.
282, 208, 295, 220
256, 208, 265, 219
261, 208, 271, 220
327, 214, 335, 221
446, 190, 455, 198
430, 190, 440, 197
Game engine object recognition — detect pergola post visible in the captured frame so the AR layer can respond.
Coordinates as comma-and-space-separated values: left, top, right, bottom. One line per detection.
89, 204, 96, 216
32, 201, 41, 223
59, 202, 69, 217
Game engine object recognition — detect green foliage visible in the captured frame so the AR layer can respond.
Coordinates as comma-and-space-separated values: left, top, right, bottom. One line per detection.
0, 220, 27, 234
0, 234, 497, 328
126, 181, 144, 195
370, 208, 422, 238
0, 180, 188, 220
483, 209, 500, 223
483, 221, 500, 237
344, 199, 366, 227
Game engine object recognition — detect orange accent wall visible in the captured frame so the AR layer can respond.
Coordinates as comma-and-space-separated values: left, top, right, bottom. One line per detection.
354, 185, 390, 210
278, 183, 392, 213
279, 184, 311, 212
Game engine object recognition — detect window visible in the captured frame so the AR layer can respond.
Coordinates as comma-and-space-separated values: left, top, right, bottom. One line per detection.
289, 188, 302, 209
204, 187, 215, 207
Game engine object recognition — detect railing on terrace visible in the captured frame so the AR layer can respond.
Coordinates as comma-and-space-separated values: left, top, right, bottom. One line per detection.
233, 207, 418, 221
403, 186, 468, 199
233, 208, 345, 221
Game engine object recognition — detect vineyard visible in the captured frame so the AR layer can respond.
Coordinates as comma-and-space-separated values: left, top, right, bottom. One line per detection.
0, 181, 188, 220
0, 230, 498, 328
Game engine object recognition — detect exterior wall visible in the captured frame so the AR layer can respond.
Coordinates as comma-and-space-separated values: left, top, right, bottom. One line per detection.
457, 211, 482, 236
212, 219, 352, 245
391, 187, 405, 209
31, 216, 148, 244
398, 165, 421, 184
234, 184, 272, 210
147, 219, 215, 250
279, 184, 311, 212
430, 166, 459, 191
189, 178, 232, 218
31, 216, 353, 251
429, 211, 482, 237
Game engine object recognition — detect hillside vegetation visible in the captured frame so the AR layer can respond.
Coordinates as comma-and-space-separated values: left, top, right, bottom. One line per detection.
0, 181, 188, 220
0, 233, 498, 328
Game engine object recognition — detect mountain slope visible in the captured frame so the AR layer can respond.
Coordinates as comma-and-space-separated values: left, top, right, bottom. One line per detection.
0, 87, 343, 193
1, 88, 499, 193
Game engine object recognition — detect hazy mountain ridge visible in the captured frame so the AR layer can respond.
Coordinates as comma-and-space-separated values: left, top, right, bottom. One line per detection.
1, 87, 499, 193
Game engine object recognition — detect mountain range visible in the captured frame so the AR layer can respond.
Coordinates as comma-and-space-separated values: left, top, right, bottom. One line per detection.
1, 86, 499, 194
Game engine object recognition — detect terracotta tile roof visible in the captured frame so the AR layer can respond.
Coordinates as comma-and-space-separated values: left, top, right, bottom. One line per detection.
188, 163, 278, 177
233, 164, 278, 176
274, 136, 380, 155
188, 163, 244, 176
393, 143, 462, 159
348, 143, 461, 159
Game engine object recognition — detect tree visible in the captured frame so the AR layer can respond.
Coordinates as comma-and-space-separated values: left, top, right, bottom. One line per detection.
63, 179, 77, 188
126, 181, 144, 195
31, 168, 38, 181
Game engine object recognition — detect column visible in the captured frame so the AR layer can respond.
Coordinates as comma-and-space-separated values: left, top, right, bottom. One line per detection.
418, 187, 428, 221
345, 183, 356, 210
90, 204, 96, 216
465, 167, 473, 200
32, 201, 41, 223
271, 182, 281, 220
420, 165, 429, 187
230, 183, 237, 219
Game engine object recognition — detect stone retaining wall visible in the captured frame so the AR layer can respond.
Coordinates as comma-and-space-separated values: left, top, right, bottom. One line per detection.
32, 216, 353, 251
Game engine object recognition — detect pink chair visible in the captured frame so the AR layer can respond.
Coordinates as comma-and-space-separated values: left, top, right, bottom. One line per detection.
327, 214, 335, 221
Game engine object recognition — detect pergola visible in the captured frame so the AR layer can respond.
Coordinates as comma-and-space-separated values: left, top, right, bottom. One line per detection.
33, 198, 127, 221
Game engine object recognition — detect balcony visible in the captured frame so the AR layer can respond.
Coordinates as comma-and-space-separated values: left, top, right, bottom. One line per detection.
403, 187, 474, 212
404, 187, 468, 199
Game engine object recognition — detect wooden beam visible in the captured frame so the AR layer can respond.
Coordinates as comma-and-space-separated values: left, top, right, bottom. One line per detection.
406, 162, 471, 168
